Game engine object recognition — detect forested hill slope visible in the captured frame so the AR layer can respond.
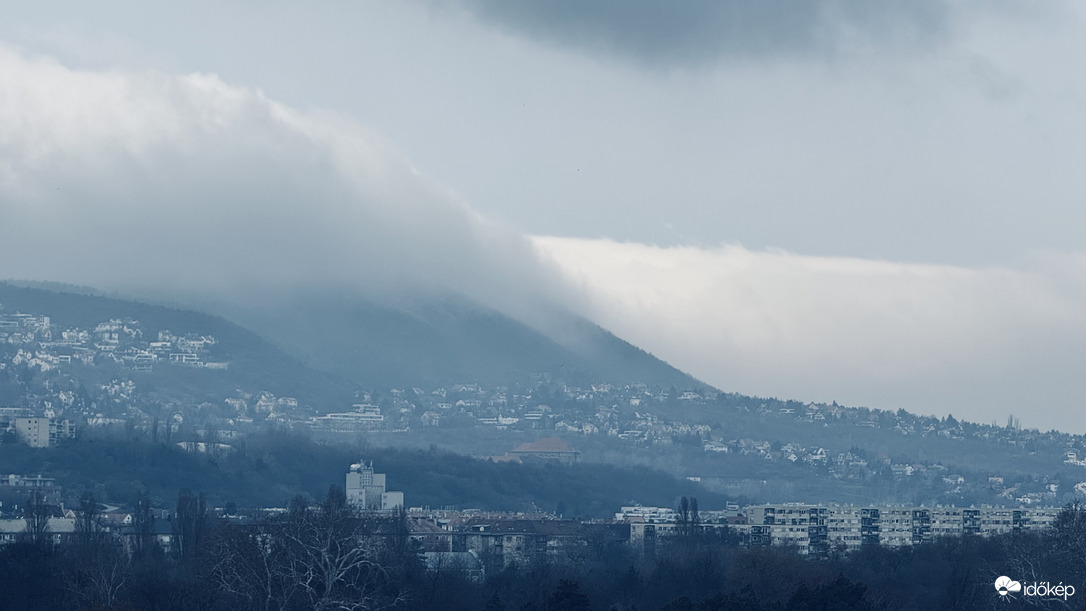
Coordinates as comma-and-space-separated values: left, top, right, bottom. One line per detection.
206, 291, 705, 390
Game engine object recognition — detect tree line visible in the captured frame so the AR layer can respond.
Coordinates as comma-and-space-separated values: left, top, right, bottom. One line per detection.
4, 491, 1086, 609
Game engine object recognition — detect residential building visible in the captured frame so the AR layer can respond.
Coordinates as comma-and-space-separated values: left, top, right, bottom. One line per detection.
510, 437, 581, 465
346, 461, 404, 512
733, 504, 1060, 555
623, 503, 1063, 556
12, 416, 76, 448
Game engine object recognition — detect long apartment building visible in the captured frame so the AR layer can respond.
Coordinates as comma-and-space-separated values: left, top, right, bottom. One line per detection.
625, 503, 1059, 556
738, 504, 1058, 555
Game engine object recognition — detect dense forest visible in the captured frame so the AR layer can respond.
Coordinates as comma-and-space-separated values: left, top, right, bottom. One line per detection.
4, 490, 1086, 610
0, 429, 721, 517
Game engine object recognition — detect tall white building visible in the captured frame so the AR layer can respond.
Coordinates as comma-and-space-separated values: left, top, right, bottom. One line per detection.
12, 416, 76, 448
345, 461, 404, 512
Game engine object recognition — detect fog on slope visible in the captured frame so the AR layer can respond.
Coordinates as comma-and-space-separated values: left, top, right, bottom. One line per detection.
0, 45, 565, 327
535, 237, 1086, 433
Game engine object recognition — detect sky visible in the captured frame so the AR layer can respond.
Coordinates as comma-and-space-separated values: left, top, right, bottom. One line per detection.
1, 1, 1086, 431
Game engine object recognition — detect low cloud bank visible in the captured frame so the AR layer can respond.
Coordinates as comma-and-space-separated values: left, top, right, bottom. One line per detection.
535, 237, 1086, 432
0, 45, 563, 319
5, 44, 1084, 432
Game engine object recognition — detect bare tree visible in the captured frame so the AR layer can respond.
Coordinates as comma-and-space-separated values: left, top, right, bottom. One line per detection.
208, 519, 294, 611
59, 491, 130, 608
690, 497, 700, 534
23, 490, 51, 546
277, 486, 395, 610
998, 501, 1086, 609
676, 496, 699, 540
174, 488, 207, 564
131, 491, 156, 560
211, 488, 401, 610
64, 536, 130, 609
75, 491, 102, 543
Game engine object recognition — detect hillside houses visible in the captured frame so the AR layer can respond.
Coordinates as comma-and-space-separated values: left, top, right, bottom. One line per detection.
4, 299, 1086, 508
1, 305, 225, 374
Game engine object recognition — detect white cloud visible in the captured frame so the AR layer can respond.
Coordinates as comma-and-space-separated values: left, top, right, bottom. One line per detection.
5, 42, 1086, 433
0, 45, 563, 319
536, 236, 1086, 431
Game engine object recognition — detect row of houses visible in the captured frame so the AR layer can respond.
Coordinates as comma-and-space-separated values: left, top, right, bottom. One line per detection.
1, 305, 225, 372
0, 511, 175, 549
407, 515, 629, 575
0, 503, 1061, 576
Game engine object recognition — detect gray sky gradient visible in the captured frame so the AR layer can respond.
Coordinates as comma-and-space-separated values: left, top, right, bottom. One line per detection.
2, 2, 1086, 432
1, 1, 1076, 262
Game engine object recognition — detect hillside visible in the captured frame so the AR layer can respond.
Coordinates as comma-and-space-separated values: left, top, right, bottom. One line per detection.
215, 291, 703, 390
0, 430, 724, 517
0, 282, 356, 409
6, 281, 1083, 511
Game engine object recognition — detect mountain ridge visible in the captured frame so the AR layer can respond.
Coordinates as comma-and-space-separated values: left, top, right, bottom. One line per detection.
0, 281, 705, 394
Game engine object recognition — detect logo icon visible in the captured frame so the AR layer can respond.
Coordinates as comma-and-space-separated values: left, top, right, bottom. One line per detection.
995, 576, 1022, 597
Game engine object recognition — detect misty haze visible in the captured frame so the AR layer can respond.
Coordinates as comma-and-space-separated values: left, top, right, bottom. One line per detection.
2, 2, 1086, 610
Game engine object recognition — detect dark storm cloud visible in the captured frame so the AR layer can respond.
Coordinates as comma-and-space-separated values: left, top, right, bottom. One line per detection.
439, 0, 953, 65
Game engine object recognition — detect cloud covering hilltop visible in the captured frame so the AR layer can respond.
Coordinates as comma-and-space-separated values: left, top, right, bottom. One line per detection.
0, 45, 564, 321
4, 42, 1086, 432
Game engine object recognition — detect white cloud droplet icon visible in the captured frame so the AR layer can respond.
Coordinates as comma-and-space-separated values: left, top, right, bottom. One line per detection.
995, 576, 1022, 596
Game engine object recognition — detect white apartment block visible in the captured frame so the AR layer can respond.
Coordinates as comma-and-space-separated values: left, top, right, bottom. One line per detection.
734, 504, 1059, 555
345, 461, 404, 512
12, 416, 76, 448
625, 503, 1061, 556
